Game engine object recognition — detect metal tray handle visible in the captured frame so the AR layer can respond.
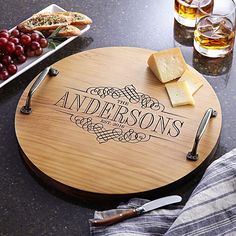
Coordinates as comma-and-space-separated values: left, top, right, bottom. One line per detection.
20, 67, 59, 114
186, 108, 217, 161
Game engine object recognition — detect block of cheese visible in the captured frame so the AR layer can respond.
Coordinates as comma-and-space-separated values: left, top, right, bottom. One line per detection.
148, 48, 187, 83
165, 80, 195, 107
179, 66, 203, 95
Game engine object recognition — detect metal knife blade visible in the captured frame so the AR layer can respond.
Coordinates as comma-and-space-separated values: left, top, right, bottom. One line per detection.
138, 195, 182, 213
90, 195, 182, 227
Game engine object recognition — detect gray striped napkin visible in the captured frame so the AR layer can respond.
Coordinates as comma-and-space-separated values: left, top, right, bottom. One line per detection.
90, 148, 236, 236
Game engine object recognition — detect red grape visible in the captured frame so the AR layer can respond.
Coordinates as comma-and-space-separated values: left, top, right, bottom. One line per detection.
1, 55, 12, 65
11, 29, 20, 38
0, 31, 9, 39
9, 37, 19, 44
0, 37, 8, 48
17, 54, 27, 64
39, 38, 48, 48
7, 63, 17, 75
31, 41, 40, 50
31, 32, 40, 41
34, 47, 43, 56
26, 48, 35, 57
0, 69, 9, 80
5, 41, 16, 54
0, 63, 3, 71
20, 34, 31, 45
15, 45, 24, 56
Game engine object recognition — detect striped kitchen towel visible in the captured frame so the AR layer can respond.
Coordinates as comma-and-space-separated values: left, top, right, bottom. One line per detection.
90, 148, 236, 236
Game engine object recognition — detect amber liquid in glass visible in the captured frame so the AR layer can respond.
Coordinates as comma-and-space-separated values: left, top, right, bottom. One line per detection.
174, 0, 213, 27
194, 16, 235, 57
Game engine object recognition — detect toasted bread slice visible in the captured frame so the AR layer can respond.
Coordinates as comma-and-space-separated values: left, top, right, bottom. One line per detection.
49, 25, 81, 37
17, 11, 92, 33
17, 12, 70, 33
57, 12, 93, 25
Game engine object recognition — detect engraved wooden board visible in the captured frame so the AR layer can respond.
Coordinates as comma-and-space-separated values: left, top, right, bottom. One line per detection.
15, 47, 222, 195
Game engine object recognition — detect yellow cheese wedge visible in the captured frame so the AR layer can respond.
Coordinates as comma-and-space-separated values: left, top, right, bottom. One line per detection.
179, 66, 203, 95
165, 80, 195, 107
148, 48, 187, 83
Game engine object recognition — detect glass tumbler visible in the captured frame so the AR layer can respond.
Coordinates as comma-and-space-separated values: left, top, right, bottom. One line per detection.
194, 0, 236, 58
174, 0, 213, 27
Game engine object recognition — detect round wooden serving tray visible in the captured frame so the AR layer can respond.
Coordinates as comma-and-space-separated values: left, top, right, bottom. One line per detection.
15, 47, 222, 196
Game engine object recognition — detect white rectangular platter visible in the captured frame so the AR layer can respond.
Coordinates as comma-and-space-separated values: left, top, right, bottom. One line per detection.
0, 4, 90, 88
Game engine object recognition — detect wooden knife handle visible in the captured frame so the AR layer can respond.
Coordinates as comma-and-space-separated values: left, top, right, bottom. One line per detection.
90, 208, 139, 226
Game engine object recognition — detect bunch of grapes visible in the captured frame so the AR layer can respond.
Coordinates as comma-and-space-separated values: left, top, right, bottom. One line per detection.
0, 29, 48, 80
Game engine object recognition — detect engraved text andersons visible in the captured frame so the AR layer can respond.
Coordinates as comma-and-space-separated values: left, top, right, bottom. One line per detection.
54, 89, 184, 139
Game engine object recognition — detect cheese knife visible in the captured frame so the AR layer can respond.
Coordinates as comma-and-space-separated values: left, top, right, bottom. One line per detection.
90, 195, 182, 226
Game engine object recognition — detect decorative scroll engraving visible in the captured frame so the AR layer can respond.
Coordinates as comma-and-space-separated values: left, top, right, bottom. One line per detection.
70, 115, 151, 144
86, 85, 165, 111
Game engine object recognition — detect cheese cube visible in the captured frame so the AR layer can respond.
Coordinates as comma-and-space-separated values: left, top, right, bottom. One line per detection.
179, 66, 203, 95
165, 80, 195, 107
148, 48, 187, 83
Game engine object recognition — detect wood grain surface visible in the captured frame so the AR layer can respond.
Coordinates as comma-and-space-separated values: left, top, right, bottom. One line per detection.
15, 47, 222, 195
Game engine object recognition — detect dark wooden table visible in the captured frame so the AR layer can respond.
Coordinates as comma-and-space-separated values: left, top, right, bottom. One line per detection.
0, 0, 235, 235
